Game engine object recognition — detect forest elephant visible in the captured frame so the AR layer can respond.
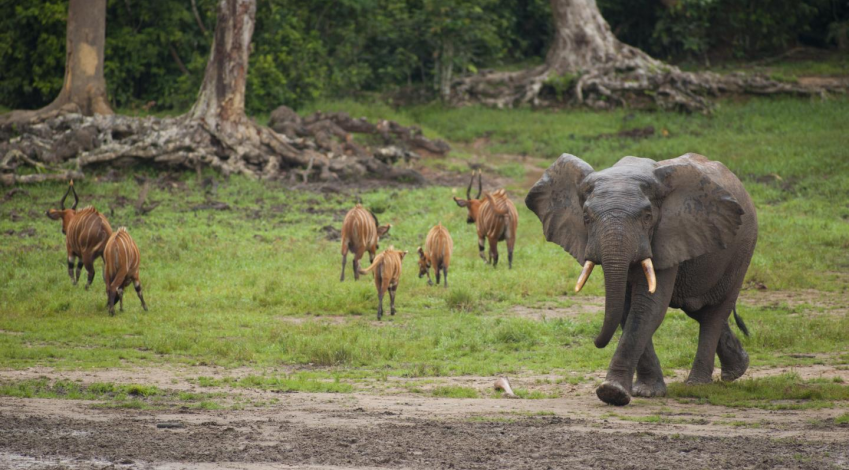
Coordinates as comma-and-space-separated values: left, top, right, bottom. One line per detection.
526, 153, 757, 406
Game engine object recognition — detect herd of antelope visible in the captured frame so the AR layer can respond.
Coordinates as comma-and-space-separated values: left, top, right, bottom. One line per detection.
46, 172, 516, 320
342, 170, 518, 319
46, 181, 148, 316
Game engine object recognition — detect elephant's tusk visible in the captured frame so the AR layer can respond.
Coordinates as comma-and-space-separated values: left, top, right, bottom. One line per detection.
575, 261, 595, 293
641, 259, 656, 294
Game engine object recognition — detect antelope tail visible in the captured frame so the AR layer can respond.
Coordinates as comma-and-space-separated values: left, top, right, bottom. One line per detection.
359, 252, 385, 274
486, 192, 509, 216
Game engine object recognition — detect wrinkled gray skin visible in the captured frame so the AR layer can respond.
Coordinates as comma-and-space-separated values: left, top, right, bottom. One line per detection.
526, 153, 757, 406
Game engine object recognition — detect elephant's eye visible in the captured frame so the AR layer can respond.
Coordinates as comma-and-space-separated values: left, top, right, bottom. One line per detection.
583, 212, 591, 225
643, 211, 653, 224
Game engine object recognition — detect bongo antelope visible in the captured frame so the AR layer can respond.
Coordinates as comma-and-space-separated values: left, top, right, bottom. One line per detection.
340, 204, 391, 281
418, 223, 453, 288
46, 181, 113, 288
453, 171, 518, 268
360, 246, 407, 320
103, 227, 148, 315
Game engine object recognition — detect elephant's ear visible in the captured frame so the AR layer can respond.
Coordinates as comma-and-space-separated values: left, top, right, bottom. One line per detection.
652, 158, 744, 270
525, 154, 594, 264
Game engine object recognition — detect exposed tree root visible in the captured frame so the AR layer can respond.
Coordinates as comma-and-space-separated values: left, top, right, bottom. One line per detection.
452, 61, 840, 113
0, 108, 449, 185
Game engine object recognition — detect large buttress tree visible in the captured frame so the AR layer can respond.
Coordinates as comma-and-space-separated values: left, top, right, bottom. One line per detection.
453, 0, 829, 112
1, 0, 113, 124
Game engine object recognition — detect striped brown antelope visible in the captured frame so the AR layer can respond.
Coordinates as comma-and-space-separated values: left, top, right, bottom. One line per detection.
359, 246, 408, 320
103, 227, 148, 315
46, 181, 113, 288
453, 171, 519, 268
417, 223, 453, 288
340, 204, 391, 281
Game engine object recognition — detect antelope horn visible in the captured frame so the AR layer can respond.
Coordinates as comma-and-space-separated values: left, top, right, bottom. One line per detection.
641, 259, 656, 294
476, 169, 482, 199
575, 261, 595, 293
70, 180, 79, 210
493, 376, 516, 398
59, 180, 73, 209
466, 171, 474, 200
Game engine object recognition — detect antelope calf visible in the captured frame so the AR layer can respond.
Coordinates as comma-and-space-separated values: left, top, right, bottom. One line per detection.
340, 204, 391, 281
103, 227, 148, 316
360, 246, 407, 320
453, 171, 518, 268
418, 223, 453, 288
46, 181, 113, 288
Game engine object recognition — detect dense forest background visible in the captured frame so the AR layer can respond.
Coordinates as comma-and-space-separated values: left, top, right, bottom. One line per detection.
2, 0, 847, 114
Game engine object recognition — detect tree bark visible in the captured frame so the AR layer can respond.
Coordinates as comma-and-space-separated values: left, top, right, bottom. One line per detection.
545, 0, 652, 74
1, 0, 113, 124
188, 0, 253, 132
451, 0, 840, 112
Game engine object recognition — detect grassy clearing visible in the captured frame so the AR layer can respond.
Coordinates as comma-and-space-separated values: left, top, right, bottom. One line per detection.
0, 96, 847, 407
668, 373, 849, 410
0, 378, 222, 409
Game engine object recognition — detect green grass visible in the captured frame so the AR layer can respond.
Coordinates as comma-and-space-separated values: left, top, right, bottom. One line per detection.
668, 373, 849, 410
0, 97, 847, 409
0, 378, 222, 408
197, 374, 353, 393
835, 413, 849, 425
432, 386, 479, 398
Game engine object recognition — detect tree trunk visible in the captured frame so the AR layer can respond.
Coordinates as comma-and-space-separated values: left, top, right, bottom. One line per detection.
1, 0, 113, 124
451, 0, 838, 112
545, 0, 652, 74
188, 0, 254, 133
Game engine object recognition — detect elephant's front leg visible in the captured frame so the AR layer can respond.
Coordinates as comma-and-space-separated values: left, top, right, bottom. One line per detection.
632, 338, 667, 397
597, 266, 677, 406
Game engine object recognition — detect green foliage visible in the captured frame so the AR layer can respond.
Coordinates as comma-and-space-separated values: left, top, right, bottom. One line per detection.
652, 0, 830, 60
0, 1, 67, 108
0, 0, 845, 112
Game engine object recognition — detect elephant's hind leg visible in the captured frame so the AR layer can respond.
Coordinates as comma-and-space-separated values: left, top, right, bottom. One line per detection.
632, 338, 667, 397
686, 300, 736, 384
717, 321, 749, 381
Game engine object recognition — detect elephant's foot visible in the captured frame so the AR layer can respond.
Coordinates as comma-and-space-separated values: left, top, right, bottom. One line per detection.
596, 381, 631, 406
721, 349, 749, 382
632, 378, 667, 398
684, 374, 713, 386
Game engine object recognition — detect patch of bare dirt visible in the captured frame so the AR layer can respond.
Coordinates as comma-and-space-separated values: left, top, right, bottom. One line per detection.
1, 382, 848, 470
739, 289, 849, 317
509, 296, 605, 321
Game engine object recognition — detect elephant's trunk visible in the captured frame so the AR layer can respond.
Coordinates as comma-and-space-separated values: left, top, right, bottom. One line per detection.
594, 225, 633, 349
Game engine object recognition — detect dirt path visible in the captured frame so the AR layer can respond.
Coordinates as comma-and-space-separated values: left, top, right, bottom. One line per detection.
2, 364, 848, 469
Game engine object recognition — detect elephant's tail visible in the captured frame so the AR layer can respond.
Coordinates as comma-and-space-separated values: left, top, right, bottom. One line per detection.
733, 306, 750, 337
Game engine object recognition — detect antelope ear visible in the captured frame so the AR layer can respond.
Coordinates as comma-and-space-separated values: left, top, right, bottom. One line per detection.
453, 197, 468, 208
377, 224, 391, 237
525, 154, 594, 264
400, 250, 408, 260
46, 209, 63, 220
417, 246, 424, 257
652, 156, 744, 270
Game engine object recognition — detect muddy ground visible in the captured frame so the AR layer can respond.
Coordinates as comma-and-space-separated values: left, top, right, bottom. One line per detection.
2, 292, 848, 470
